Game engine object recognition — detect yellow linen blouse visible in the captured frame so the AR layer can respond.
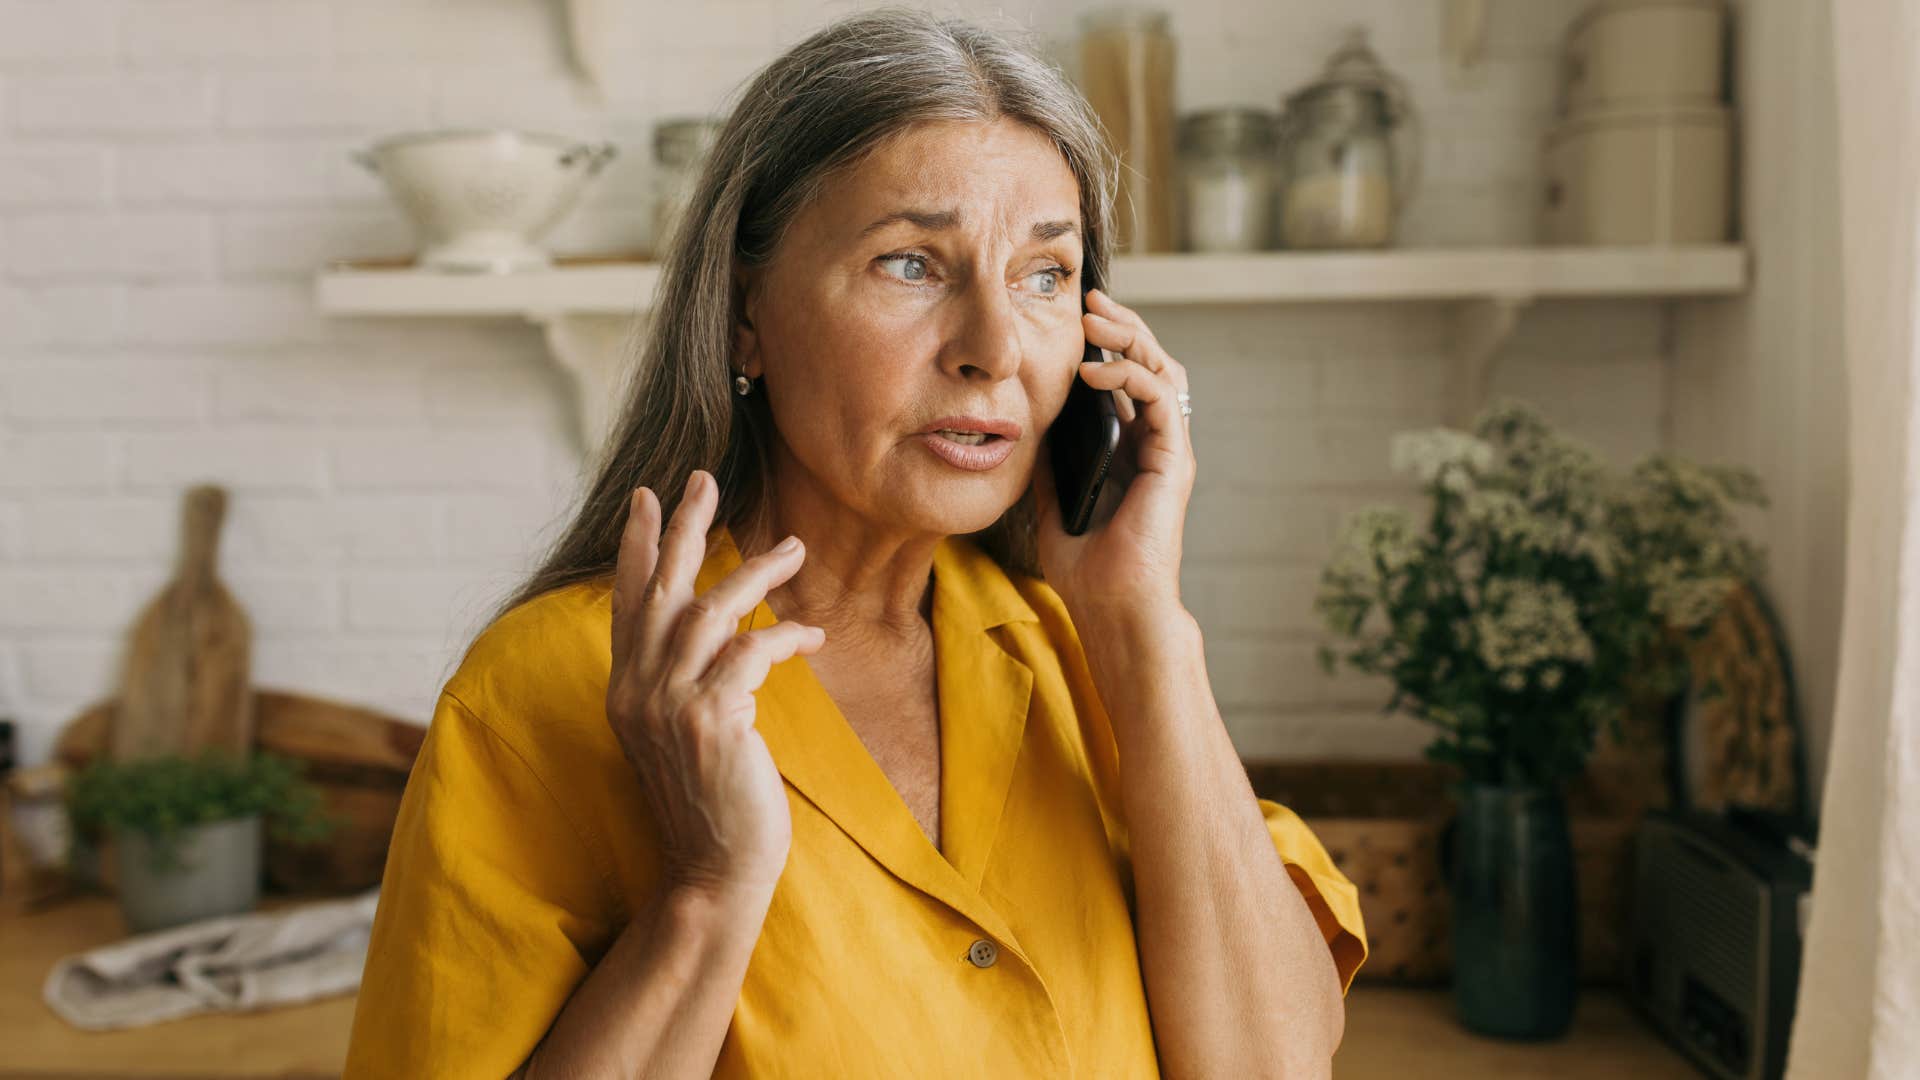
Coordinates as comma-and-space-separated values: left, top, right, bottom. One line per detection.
344, 524, 1366, 1077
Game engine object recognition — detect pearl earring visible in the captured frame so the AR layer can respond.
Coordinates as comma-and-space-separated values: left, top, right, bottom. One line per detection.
733, 373, 754, 396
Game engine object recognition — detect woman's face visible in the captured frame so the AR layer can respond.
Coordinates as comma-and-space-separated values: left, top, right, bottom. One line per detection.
734, 117, 1085, 538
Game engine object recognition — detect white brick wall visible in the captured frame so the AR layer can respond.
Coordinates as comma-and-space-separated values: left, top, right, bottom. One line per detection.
0, 146, 114, 206
119, 2, 333, 65
0, 2, 119, 64
0, 0, 1670, 770
8, 212, 216, 280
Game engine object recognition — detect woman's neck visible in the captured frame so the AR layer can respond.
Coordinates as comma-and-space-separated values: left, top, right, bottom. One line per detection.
733, 471, 939, 646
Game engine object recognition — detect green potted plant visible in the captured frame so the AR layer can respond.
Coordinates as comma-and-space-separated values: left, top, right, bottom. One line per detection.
1314, 398, 1765, 1038
65, 749, 335, 933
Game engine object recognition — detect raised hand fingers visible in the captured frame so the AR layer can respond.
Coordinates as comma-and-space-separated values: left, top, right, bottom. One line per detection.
635, 469, 720, 683
611, 485, 662, 670
701, 620, 828, 723
666, 533, 813, 687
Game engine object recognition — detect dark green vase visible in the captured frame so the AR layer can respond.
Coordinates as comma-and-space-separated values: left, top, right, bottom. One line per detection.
1447, 782, 1578, 1039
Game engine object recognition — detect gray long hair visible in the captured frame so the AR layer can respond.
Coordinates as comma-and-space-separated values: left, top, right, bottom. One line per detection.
483, 6, 1118, 633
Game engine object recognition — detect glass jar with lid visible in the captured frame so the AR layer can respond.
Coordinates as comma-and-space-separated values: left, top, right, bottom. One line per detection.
650, 116, 725, 259
1077, 7, 1178, 253
1275, 29, 1422, 249
1176, 107, 1281, 252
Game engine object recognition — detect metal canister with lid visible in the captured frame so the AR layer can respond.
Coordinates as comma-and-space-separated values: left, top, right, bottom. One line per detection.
1176, 107, 1281, 252
1275, 29, 1421, 249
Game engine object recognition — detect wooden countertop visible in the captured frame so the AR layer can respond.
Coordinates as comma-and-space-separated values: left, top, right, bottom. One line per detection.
2, 895, 1698, 1078
1, 894, 354, 1079
1337, 988, 1701, 1080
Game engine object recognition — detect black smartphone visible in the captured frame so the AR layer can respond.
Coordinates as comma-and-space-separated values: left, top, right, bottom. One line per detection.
1049, 269, 1122, 536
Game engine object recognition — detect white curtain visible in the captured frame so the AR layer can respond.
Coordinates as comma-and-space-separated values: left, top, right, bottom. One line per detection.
1786, 2, 1920, 1077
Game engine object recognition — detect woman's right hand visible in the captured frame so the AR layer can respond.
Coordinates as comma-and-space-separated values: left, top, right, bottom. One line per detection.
607, 468, 824, 902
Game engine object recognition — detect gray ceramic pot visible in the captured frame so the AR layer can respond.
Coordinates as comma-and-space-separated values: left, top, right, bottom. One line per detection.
115, 814, 263, 933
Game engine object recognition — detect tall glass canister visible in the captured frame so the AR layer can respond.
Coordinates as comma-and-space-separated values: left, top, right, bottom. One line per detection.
1078, 8, 1178, 253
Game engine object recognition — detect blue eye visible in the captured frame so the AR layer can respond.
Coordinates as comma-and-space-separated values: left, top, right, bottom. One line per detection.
1030, 266, 1072, 297
879, 254, 931, 283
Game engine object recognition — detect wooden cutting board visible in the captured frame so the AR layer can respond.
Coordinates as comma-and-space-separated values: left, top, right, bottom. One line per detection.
109, 485, 254, 760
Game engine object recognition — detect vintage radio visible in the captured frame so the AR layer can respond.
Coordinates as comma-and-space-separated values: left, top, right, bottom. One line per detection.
1626, 811, 1813, 1080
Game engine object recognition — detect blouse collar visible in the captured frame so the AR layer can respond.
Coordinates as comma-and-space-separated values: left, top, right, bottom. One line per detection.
695, 523, 1044, 957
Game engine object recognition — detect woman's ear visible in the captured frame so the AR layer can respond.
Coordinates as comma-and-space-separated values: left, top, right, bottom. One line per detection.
731, 265, 760, 377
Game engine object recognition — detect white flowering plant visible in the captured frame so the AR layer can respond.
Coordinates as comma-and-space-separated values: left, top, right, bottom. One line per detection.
1315, 399, 1767, 789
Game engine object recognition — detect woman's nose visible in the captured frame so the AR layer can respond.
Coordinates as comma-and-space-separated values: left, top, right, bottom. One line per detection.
946, 280, 1024, 381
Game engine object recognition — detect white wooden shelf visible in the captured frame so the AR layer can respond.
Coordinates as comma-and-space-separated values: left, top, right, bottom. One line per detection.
313, 246, 1749, 456
319, 259, 662, 318
316, 246, 1747, 317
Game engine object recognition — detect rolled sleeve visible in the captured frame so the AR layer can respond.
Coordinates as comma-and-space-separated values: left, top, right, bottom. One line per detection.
1258, 797, 1368, 994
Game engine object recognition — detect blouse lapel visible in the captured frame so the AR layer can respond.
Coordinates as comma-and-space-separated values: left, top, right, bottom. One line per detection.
697, 525, 1040, 949
930, 534, 1037, 894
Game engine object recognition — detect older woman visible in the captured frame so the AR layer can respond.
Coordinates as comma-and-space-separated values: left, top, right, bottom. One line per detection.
346, 9, 1365, 1079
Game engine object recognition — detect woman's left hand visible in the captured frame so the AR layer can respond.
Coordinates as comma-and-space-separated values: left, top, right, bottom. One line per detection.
1030, 287, 1195, 623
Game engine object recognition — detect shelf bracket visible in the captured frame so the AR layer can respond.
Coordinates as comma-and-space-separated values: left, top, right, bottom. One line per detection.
1450, 295, 1532, 427
1443, 0, 1492, 72
527, 311, 647, 466
563, 0, 623, 99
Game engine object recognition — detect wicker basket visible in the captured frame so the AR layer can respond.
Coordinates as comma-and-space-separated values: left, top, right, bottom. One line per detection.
1243, 760, 1653, 986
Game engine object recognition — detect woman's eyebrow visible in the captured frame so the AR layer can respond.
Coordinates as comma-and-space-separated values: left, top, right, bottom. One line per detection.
857, 208, 1079, 243
1030, 219, 1079, 242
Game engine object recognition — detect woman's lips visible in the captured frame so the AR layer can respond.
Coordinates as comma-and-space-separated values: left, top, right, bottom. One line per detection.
920, 431, 1015, 471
